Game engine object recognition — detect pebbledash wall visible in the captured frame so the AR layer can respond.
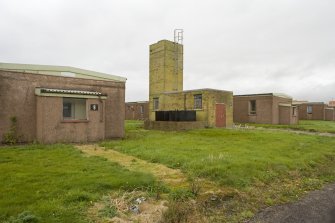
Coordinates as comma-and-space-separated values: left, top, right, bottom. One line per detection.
233, 93, 298, 125
0, 63, 126, 144
155, 89, 233, 128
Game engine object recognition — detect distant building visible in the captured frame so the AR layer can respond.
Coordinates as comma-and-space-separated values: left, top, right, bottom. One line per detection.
233, 93, 298, 125
146, 40, 233, 130
125, 101, 149, 120
329, 100, 335, 107
0, 63, 126, 144
297, 102, 327, 121
325, 107, 335, 121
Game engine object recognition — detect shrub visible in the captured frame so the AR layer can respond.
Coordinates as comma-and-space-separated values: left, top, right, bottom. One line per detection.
3, 116, 18, 145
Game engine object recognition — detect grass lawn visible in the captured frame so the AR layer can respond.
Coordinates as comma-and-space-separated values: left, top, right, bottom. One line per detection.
248, 120, 335, 134
103, 121, 335, 188
0, 144, 155, 223
100, 120, 335, 221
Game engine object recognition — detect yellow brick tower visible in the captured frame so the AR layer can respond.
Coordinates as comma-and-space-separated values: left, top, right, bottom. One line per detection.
149, 40, 183, 120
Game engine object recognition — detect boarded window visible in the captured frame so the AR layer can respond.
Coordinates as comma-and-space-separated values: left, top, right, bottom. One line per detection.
63, 98, 87, 120
194, 94, 202, 109
153, 98, 159, 110
307, 105, 313, 114
140, 105, 144, 114
249, 100, 256, 115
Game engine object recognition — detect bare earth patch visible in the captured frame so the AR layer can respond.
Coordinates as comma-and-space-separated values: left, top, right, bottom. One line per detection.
87, 190, 168, 223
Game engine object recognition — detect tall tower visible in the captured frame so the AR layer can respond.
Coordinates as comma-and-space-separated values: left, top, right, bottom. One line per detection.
148, 30, 184, 121
149, 40, 183, 96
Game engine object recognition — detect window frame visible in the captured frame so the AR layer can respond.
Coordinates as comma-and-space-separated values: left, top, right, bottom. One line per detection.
307, 105, 313, 114
292, 106, 297, 116
153, 98, 159, 110
194, 94, 202, 109
62, 98, 87, 121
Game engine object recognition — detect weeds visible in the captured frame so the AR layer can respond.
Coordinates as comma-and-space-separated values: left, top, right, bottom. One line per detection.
169, 189, 194, 201
3, 116, 18, 144
6, 211, 40, 223
188, 176, 202, 196
161, 201, 192, 223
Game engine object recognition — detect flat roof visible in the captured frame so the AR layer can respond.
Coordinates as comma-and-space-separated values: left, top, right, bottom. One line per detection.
163, 88, 233, 95
302, 102, 325, 105
234, 93, 292, 99
126, 101, 149, 104
0, 62, 127, 82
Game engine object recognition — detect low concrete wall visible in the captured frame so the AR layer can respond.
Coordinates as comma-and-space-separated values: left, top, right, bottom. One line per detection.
144, 120, 207, 131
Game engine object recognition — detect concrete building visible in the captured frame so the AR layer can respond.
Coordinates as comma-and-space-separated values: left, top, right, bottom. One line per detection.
125, 101, 149, 120
0, 63, 126, 144
233, 93, 298, 125
298, 102, 327, 120
146, 40, 233, 130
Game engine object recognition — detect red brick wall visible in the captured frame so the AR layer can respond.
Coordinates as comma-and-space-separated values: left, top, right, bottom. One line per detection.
125, 102, 149, 120
325, 109, 335, 121
233, 95, 273, 124
234, 95, 296, 125
298, 103, 326, 120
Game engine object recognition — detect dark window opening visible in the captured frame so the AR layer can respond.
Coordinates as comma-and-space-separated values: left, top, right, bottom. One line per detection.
249, 100, 256, 115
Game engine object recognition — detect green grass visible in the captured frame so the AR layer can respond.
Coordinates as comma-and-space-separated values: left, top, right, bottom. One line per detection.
101, 121, 335, 222
103, 122, 335, 188
249, 120, 335, 134
0, 144, 155, 223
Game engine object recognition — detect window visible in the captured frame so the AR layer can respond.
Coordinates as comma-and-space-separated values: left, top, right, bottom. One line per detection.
307, 105, 313, 114
140, 105, 144, 114
292, 106, 297, 116
63, 98, 87, 120
249, 100, 256, 115
194, 94, 202, 109
153, 98, 159, 110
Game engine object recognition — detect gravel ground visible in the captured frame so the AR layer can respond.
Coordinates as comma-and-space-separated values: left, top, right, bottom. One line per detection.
249, 183, 335, 223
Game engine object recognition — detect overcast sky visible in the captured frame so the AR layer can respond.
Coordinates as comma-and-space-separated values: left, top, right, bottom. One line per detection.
1, 0, 334, 102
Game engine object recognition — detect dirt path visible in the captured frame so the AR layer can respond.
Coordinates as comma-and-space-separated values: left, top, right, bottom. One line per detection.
76, 144, 221, 193
77, 144, 188, 189
249, 183, 335, 223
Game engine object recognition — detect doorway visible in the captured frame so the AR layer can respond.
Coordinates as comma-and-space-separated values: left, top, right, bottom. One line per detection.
215, 103, 226, 127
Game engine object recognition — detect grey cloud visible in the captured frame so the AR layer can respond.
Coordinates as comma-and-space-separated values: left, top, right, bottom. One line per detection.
0, 0, 334, 103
